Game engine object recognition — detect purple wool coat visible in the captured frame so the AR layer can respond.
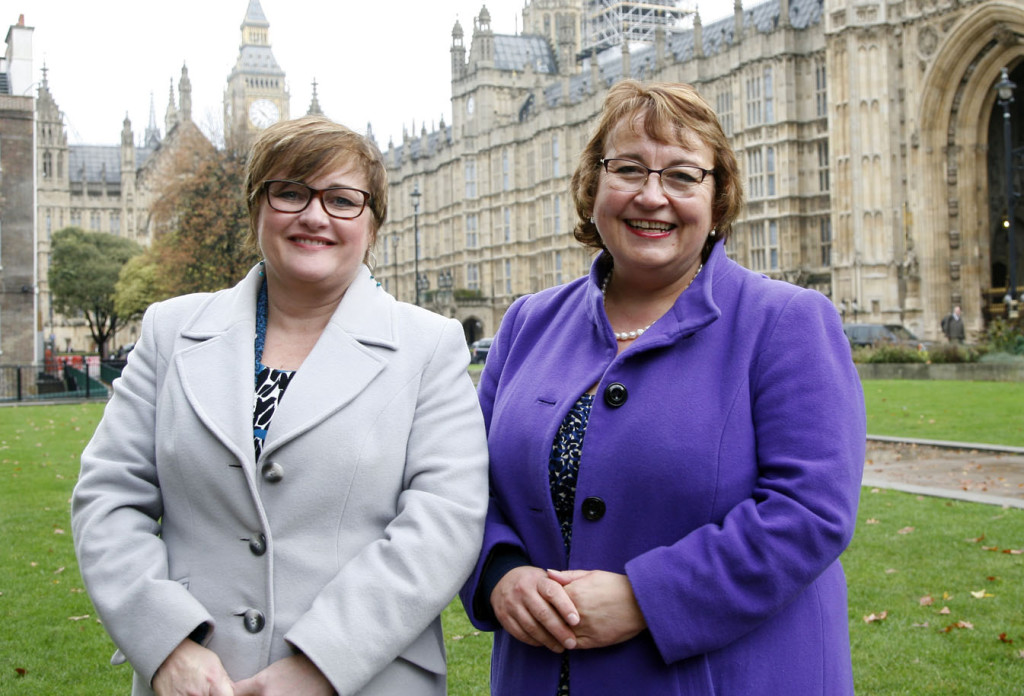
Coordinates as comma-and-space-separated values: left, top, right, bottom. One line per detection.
460, 244, 866, 695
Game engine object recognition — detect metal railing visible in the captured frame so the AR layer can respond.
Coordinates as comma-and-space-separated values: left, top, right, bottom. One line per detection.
0, 363, 111, 403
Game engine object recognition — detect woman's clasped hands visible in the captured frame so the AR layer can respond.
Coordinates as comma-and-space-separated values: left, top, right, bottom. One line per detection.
490, 566, 647, 654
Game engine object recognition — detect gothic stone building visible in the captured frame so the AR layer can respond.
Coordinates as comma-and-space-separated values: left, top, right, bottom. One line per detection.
381, 0, 1024, 344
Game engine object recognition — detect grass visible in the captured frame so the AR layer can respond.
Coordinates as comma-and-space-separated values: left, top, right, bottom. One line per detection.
862, 380, 1024, 447
1, 379, 1022, 693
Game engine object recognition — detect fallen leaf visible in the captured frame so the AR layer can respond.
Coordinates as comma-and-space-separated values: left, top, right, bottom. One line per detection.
971, 590, 995, 599
942, 621, 974, 633
919, 595, 934, 606
68, 615, 90, 621
967, 534, 986, 543
864, 611, 889, 623
53, 566, 65, 575
885, 568, 899, 574
943, 592, 953, 600
939, 606, 951, 615
15, 667, 27, 677
1003, 548, 1023, 555
866, 518, 880, 524
999, 633, 1014, 644
897, 526, 915, 535
53, 528, 65, 535
912, 622, 930, 628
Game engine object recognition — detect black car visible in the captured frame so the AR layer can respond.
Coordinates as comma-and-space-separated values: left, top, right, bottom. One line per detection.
470, 337, 493, 364
842, 323, 929, 350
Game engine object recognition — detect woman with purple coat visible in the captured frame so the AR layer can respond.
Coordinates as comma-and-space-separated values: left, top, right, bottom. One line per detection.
459, 80, 866, 695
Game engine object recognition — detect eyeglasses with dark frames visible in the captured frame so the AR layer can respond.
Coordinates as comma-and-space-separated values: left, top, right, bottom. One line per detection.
262, 179, 371, 220
600, 158, 714, 198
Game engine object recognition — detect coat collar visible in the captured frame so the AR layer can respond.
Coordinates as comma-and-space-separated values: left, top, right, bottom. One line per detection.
584, 244, 727, 344
174, 263, 397, 466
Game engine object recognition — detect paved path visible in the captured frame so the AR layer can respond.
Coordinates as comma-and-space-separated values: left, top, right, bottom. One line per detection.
862, 436, 1024, 508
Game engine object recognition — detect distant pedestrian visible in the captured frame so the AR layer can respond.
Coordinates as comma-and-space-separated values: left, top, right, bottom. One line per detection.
941, 305, 965, 343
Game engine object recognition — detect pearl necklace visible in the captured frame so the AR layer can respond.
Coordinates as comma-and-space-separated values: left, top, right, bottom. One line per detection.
601, 264, 704, 341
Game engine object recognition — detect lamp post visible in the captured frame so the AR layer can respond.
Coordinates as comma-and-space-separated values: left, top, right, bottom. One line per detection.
996, 67, 1019, 313
390, 232, 399, 299
417, 273, 430, 306
411, 184, 422, 306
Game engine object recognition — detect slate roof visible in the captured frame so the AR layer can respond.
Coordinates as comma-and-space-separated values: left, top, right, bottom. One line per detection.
237, 45, 285, 76
537, 0, 823, 111
68, 145, 155, 184
494, 35, 557, 74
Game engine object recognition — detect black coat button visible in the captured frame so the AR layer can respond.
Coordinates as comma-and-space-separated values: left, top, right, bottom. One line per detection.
604, 382, 628, 408
247, 533, 267, 556
581, 496, 606, 521
261, 461, 284, 482
241, 609, 265, 633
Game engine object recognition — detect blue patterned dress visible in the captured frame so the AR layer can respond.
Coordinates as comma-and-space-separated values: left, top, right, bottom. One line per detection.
548, 393, 594, 696
252, 278, 295, 460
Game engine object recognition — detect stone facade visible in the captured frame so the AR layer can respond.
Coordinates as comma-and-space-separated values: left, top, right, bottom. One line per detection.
381, 0, 1024, 343
0, 17, 37, 365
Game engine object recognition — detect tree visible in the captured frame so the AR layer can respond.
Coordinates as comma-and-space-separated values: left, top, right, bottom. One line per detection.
49, 227, 142, 359
149, 147, 258, 296
113, 253, 159, 322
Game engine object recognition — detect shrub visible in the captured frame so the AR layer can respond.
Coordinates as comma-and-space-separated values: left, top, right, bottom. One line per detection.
986, 317, 1024, 355
852, 343, 928, 364
926, 343, 979, 363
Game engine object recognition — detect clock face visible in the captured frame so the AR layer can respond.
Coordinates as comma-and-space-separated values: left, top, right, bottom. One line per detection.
466, 96, 475, 115
249, 99, 280, 129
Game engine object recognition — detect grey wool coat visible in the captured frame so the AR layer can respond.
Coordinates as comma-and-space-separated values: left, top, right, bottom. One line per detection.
71, 264, 489, 695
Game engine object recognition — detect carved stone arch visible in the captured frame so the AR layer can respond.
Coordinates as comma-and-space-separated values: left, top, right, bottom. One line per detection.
915, 2, 1024, 332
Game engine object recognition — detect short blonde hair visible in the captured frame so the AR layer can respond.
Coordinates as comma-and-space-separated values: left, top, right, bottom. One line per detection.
570, 80, 744, 259
243, 116, 389, 257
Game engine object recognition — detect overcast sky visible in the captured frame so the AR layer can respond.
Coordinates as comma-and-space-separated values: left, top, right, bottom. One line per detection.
21, 0, 732, 147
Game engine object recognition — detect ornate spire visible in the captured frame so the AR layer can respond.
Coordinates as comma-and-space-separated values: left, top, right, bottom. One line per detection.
306, 78, 324, 115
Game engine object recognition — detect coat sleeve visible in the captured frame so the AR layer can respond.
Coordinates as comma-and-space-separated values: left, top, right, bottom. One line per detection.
71, 300, 214, 684
458, 298, 533, 630
285, 318, 489, 692
625, 288, 866, 662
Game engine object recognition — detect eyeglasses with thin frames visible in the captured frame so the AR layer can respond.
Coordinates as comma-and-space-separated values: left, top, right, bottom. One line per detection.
262, 179, 371, 220
600, 158, 714, 198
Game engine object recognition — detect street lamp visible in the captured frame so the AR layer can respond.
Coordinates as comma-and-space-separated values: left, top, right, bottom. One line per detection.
411, 183, 422, 306
995, 67, 1019, 314
390, 232, 399, 299
417, 273, 431, 305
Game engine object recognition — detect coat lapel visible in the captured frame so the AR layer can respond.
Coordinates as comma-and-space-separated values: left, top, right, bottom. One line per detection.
175, 267, 263, 467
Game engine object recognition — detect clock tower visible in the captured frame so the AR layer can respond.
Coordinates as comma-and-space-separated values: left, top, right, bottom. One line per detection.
224, 0, 289, 150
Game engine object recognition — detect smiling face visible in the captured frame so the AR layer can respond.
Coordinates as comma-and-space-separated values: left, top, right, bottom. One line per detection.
593, 115, 716, 290
256, 161, 372, 297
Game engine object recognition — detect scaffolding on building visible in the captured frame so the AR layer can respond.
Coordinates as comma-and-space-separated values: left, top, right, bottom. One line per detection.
581, 0, 696, 57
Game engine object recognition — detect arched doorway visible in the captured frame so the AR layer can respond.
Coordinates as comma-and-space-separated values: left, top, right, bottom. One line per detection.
462, 317, 484, 344
986, 62, 1024, 309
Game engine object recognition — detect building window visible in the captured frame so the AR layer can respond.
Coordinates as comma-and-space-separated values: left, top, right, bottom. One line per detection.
817, 141, 830, 192
746, 149, 764, 199
43, 151, 53, 178
527, 148, 536, 183
717, 88, 734, 136
554, 196, 561, 235
505, 259, 512, 294
552, 134, 560, 177
71, 210, 81, 227
467, 263, 480, 291
90, 211, 101, 230
502, 148, 511, 190
815, 60, 827, 118
766, 146, 776, 197
820, 217, 832, 267
464, 159, 477, 199
555, 251, 563, 285
466, 213, 478, 248
750, 220, 779, 271
110, 211, 120, 234
763, 66, 774, 123
503, 206, 512, 242
746, 72, 762, 127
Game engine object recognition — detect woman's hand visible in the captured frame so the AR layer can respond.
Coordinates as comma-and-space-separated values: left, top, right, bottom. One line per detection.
547, 569, 647, 649
232, 654, 332, 695
153, 638, 234, 696
491, 565, 581, 653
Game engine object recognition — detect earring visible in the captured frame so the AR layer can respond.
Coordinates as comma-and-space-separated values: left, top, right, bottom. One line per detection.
709, 229, 716, 237
589, 216, 595, 225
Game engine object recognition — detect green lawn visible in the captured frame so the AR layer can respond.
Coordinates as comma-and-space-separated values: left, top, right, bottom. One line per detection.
863, 380, 1024, 447
1, 380, 1022, 693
